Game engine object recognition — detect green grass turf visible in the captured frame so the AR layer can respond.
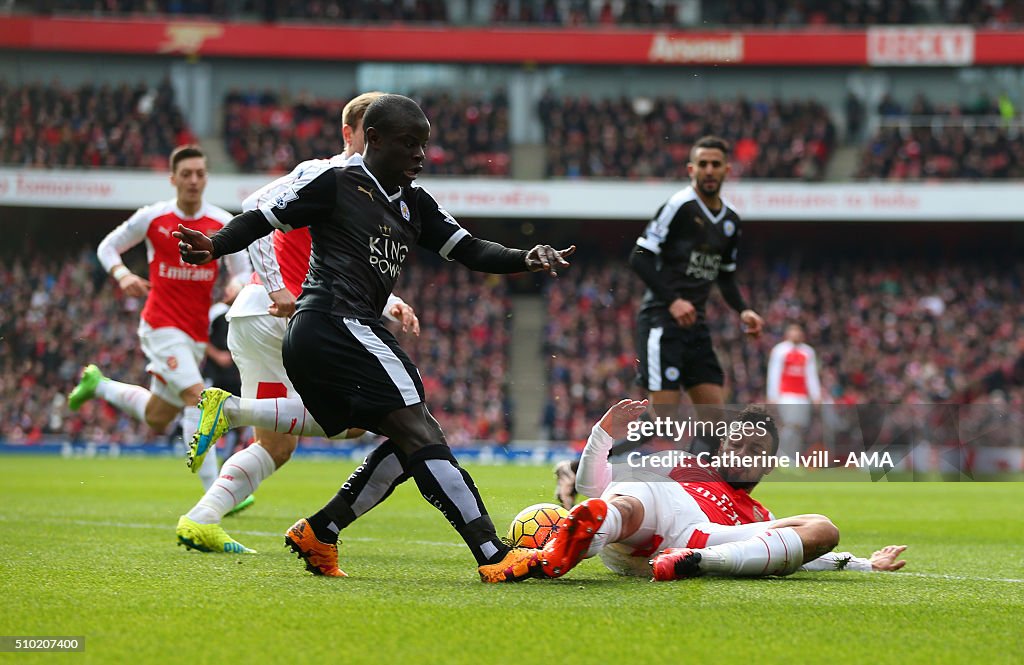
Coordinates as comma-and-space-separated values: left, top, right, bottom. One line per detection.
0, 455, 1021, 664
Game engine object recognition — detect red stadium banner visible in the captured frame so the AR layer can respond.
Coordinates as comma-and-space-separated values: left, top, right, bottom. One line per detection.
2, 17, 1024, 66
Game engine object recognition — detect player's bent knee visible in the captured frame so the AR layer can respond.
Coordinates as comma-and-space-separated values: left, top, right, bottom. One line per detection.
609, 495, 645, 536
254, 430, 297, 468
803, 516, 840, 551
818, 517, 840, 549
143, 415, 171, 433
379, 404, 448, 451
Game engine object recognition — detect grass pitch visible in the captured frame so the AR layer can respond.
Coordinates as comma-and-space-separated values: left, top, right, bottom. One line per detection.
0, 455, 1021, 664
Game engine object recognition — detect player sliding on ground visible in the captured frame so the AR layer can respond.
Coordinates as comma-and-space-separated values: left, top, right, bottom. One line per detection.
546, 399, 907, 580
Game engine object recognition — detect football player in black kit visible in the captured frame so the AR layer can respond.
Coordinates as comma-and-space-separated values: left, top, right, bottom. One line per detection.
174, 94, 593, 583
554, 136, 764, 509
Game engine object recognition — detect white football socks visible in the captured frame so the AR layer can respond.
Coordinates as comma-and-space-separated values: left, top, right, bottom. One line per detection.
695, 527, 805, 577
226, 396, 328, 437
585, 503, 623, 558
95, 380, 149, 422
187, 443, 275, 524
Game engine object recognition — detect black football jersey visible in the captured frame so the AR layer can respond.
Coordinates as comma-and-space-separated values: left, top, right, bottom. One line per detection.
256, 154, 469, 320
635, 185, 742, 319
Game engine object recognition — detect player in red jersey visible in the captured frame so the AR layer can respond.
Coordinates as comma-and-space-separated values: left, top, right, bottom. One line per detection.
542, 400, 907, 580
175, 93, 420, 554
767, 324, 823, 462
68, 146, 252, 492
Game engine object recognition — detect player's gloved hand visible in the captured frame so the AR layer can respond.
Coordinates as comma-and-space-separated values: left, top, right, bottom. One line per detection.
869, 545, 908, 571
173, 224, 215, 265
118, 273, 151, 297
669, 298, 697, 327
526, 245, 575, 277
740, 309, 763, 338
389, 302, 420, 336
597, 398, 649, 440
267, 288, 296, 318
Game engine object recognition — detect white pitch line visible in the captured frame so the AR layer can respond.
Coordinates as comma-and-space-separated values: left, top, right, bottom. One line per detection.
897, 572, 1024, 584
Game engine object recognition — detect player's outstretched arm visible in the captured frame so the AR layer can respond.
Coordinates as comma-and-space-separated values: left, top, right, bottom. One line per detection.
801, 545, 908, 573
448, 237, 575, 276
174, 210, 274, 266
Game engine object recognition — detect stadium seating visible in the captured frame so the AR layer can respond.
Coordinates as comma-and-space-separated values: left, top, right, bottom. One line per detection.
539, 94, 836, 180
0, 250, 512, 446
856, 93, 1024, 180
33, 0, 1024, 26
0, 80, 194, 170
224, 89, 510, 176
541, 257, 1024, 441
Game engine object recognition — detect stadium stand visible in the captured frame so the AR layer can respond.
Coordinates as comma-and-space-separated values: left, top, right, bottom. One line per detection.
224, 89, 510, 176
539, 94, 836, 180
0, 79, 194, 169
856, 93, 1024, 180
29, 0, 1024, 26
0, 250, 512, 446
541, 257, 1024, 441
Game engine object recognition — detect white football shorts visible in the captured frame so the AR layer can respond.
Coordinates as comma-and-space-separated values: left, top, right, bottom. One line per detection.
226, 311, 294, 400
597, 480, 777, 577
138, 321, 205, 408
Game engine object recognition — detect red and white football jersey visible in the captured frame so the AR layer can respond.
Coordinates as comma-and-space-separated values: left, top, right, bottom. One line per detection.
97, 199, 251, 342
767, 340, 822, 401
669, 461, 774, 526
235, 155, 345, 309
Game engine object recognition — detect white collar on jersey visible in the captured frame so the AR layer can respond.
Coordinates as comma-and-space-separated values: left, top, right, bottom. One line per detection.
687, 186, 728, 224
349, 153, 403, 203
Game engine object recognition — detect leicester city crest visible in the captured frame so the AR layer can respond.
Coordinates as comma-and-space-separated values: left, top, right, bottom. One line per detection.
723, 220, 736, 237
400, 200, 411, 221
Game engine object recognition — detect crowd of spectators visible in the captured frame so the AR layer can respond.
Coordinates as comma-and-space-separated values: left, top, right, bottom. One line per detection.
0, 249, 513, 447
224, 89, 510, 176
705, 0, 1017, 27
540, 256, 1024, 442
856, 93, 1024, 180
0, 79, 194, 170
7, 244, 1024, 448
28, 0, 1024, 26
387, 261, 514, 446
539, 93, 836, 180
31, 0, 449, 22
0, 247, 153, 446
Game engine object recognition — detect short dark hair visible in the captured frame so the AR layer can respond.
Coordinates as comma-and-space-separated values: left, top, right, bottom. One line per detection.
733, 405, 779, 455
170, 145, 205, 174
690, 135, 730, 161
342, 91, 386, 130
363, 94, 427, 137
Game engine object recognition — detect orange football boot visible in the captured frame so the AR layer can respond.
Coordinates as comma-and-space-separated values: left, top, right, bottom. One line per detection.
284, 518, 347, 578
478, 547, 546, 583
